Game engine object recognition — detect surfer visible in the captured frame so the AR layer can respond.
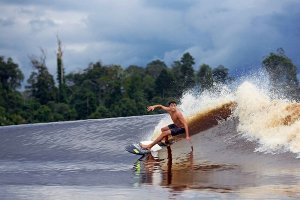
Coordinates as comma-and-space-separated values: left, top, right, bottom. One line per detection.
140, 101, 190, 150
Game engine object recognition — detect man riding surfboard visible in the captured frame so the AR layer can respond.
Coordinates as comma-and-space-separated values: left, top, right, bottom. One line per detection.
140, 101, 190, 150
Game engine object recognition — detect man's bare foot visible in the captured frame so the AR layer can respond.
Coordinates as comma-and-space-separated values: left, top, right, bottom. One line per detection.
140, 143, 151, 150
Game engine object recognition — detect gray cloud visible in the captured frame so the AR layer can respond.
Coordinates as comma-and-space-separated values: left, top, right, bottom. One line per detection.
0, 0, 300, 82
0, 17, 15, 26
29, 18, 57, 31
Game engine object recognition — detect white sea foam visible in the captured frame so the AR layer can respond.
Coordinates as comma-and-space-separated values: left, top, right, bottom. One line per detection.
234, 81, 300, 156
150, 71, 300, 156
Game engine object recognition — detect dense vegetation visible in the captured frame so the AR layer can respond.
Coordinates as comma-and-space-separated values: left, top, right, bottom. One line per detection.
0, 49, 299, 126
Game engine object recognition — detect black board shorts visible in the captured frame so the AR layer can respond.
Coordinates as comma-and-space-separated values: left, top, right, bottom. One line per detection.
168, 124, 185, 136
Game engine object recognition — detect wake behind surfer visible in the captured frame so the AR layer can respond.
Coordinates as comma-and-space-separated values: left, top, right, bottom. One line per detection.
140, 101, 190, 150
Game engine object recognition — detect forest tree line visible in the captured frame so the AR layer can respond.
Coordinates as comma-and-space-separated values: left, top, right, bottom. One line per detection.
0, 48, 299, 125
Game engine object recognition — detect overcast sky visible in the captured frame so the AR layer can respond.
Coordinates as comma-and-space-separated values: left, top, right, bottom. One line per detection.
1, 0, 300, 80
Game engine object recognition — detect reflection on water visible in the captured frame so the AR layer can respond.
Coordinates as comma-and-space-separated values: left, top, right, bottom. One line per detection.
133, 145, 300, 199
134, 146, 235, 193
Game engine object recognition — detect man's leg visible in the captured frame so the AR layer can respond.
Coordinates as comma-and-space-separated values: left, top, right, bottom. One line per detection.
141, 130, 171, 150
161, 126, 170, 144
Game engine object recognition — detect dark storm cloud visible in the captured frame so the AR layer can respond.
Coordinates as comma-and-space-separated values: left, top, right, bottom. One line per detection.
0, 0, 300, 81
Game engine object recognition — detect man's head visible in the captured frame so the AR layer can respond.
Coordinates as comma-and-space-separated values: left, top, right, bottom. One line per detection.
168, 101, 177, 112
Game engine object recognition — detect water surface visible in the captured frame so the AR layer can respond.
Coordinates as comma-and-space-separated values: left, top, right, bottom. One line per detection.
0, 114, 300, 199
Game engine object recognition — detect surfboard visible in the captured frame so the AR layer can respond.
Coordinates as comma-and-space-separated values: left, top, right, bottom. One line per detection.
125, 141, 162, 155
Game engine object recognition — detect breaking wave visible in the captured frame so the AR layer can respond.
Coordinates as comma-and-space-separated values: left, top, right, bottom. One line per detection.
235, 81, 300, 155
151, 74, 300, 157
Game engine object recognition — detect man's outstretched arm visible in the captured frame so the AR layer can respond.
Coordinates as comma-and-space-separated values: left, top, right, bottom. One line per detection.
147, 105, 170, 112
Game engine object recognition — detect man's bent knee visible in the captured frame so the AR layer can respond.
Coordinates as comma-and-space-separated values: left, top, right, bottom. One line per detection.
162, 130, 171, 137
161, 126, 169, 132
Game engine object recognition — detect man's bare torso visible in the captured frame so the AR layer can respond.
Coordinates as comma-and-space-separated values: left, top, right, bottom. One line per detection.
169, 110, 184, 128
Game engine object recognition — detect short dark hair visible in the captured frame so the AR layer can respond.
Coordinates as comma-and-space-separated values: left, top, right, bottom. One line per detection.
168, 101, 177, 106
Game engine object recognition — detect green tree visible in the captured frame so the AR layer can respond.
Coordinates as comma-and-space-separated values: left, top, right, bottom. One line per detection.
26, 50, 57, 105
76, 62, 104, 105
170, 61, 183, 97
9, 114, 26, 125
262, 48, 299, 98
126, 65, 145, 77
90, 105, 111, 119
85, 63, 123, 107
71, 84, 97, 119
48, 102, 77, 120
124, 68, 144, 100
111, 97, 138, 117
5, 91, 24, 114
170, 53, 196, 96
66, 62, 125, 118
212, 65, 230, 84
142, 75, 155, 101
102, 65, 124, 106
180, 52, 195, 89
155, 68, 174, 98
0, 56, 24, 90
197, 64, 213, 91
56, 36, 67, 103
33, 105, 54, 122
0, 106, 10, 125
20, 98, 41, 123
145, 60, 168, 79
0, 56, 25, 123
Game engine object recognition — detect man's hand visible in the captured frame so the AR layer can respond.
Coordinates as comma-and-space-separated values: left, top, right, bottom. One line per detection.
147, 106, 155, 112
186, 136, 191, 140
